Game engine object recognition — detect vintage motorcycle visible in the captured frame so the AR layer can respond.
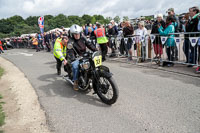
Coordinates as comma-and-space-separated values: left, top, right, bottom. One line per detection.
64, 43, 119, 105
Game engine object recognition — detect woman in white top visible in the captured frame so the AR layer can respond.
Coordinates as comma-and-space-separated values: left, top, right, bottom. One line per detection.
135, 21, 148, 62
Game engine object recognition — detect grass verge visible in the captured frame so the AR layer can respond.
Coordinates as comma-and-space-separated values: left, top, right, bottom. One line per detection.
0, 67, 5, 128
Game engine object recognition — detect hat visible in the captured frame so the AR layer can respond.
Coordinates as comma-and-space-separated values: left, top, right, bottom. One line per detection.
157, 13, 163, 19
138, 21, 145, 27
110, 20, 114, 23
96, 23, 101, 27
167, 8, 174, 13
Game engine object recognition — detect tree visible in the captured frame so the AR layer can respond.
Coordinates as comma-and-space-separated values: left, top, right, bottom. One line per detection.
91, 17, 96, 24
0, 19, 14, 34
82, 14, 92, 24
105, 17, 112, 24
93, 15, 104, 21
8, 15, 24, 25
114, 16, 121, 23
25, 16, 39, 26
68, 15, 82, 26
123, 16, 129, 21
0, 14, 116, 38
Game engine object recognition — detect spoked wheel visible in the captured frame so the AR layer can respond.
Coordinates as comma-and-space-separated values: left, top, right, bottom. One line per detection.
96, 75, 119, 105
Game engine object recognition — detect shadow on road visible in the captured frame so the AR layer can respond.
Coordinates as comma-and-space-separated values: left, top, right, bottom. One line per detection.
38, 73, 110, 107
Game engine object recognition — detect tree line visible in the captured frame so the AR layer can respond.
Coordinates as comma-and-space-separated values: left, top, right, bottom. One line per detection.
0, 14, 123, 38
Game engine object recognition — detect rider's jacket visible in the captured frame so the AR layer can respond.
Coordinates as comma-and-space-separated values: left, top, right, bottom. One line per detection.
53, 38, 67, 61
67, 36, 97, 62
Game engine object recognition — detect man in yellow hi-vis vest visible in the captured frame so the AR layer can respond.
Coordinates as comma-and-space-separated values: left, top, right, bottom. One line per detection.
94, 23, 108, 61
53, 36, 68, 75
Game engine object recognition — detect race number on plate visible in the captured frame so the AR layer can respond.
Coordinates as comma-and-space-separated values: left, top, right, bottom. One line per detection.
93, 55, 102, 67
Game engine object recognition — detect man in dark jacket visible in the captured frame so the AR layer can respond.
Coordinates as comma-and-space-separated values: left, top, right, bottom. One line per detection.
66, 24, 97, 90
184, 7, 200, 66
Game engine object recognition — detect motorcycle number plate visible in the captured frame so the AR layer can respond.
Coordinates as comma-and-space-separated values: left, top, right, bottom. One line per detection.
93, 55, 102, 67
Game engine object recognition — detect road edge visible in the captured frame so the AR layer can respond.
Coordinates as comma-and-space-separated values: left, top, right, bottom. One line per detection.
0, 56, 52, 133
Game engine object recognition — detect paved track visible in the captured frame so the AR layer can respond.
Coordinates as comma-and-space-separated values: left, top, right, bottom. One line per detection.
1, 49, 200, 133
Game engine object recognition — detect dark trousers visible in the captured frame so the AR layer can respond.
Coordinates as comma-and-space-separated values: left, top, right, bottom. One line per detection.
99, 43, 108, 60
183, 39, 198, 64
141, 46, 146, 61
166, 46, 175, 61
39, 40, 44, 49
46, 42, 51, 52
183, 39, 190, 63
55, 56, 62, 72
119, 39, 128, 55
174, 46, 178, 59
35, 45, 40, 52
0, 48, 3, 53
190, 44, 198, 64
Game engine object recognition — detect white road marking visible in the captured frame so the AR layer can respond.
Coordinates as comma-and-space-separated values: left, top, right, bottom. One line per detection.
20, 52, 33, 56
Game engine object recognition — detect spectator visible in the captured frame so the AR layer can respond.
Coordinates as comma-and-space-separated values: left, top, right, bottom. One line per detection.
44, 32, 51, 52
167, 8, 180, 60
94, 23, 108, 61
108, 23, 118, 57
184, 6, 200, 67
196, 14, 200, 73
51, 32, 56, 49
86, 24, 90, 35
88, 27, 95, 38
151, 14, 165, 60
38, 33, 44, 49
32, 36, 40, 52
0, 40, 4, 54
110, 20, 119, 35
88, 27, 96, 47
119, 21, 128, 56
82, 25, 87, 36
158, 16, 176, 67
179, 15, 187, 32
123, 21, 134, 61
135, 21, 147, 62
92, 24, 97, 31
2, 39, 7, 50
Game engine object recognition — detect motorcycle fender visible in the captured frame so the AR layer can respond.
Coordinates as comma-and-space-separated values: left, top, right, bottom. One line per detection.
99, 71, 113, 78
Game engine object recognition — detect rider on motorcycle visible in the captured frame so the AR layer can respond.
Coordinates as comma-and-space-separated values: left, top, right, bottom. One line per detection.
66, 24, 97, 91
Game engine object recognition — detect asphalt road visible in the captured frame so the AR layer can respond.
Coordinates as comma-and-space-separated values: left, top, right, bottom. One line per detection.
1, 49, 200, 133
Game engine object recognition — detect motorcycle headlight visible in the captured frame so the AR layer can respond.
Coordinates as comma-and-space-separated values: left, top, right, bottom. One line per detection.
81, 61, 90, 70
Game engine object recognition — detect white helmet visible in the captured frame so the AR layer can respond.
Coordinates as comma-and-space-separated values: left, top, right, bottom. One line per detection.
70, 24, 82, 34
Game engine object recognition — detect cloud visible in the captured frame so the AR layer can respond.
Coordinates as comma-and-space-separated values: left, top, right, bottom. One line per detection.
0, 0, 199, 19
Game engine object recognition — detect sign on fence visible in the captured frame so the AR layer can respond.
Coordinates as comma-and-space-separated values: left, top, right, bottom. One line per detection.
132, 37, 135, 44
150, 34, 156, 43
174, 37, 181, 47
189, 37, 198, 47
161, 36, 168, 45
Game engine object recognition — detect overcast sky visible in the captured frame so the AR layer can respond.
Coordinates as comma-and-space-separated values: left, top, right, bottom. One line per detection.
0, 0, 199, 19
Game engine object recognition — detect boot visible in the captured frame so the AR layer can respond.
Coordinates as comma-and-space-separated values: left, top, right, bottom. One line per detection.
73, 80, 79, 91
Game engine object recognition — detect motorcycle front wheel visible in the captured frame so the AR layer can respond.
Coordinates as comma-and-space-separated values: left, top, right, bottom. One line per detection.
95, 75, 119, 105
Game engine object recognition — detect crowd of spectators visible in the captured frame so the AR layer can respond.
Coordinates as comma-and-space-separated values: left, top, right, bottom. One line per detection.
1, 6, 200, 72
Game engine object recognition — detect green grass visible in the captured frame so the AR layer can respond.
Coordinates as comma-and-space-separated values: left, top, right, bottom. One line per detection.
0, 67, 3, 78
0, 95, 5, 127
0, 67, 5, 127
